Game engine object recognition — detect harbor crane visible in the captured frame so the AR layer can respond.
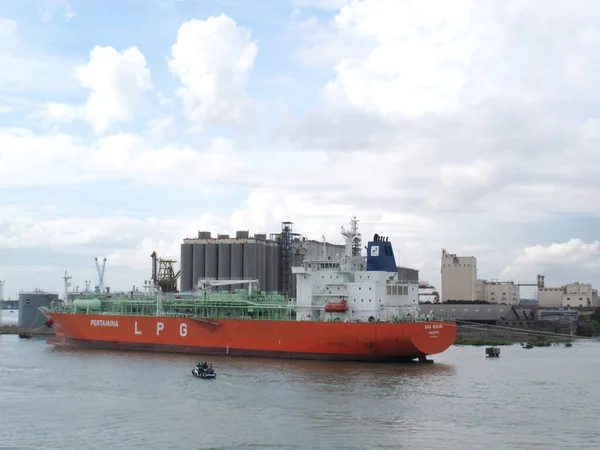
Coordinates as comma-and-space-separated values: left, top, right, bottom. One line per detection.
95, 257, 107, 294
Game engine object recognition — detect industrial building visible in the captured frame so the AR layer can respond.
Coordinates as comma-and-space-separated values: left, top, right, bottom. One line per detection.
441, 249, 599, 309
180, 222, 346, 298
538, 282, 599, 308
475, 280, 520, 306
440, 249, 542, 305
440, 249, 477, 302
426, 304, 534, 325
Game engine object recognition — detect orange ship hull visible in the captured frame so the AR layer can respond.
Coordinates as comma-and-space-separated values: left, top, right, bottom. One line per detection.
42, 312, 456, 362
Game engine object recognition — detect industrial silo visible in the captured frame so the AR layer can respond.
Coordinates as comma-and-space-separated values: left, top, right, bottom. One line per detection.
180, 243, 193, 292
274, 245, 281, 293
192, 244, 206, 289
231, 241, 244, 280
217, 241, 231, 290
258, 242, 266, 292
19, 291, 58, 330
204, 243, 218, 279
242, 241, 257, 281
265, 243, 277, 292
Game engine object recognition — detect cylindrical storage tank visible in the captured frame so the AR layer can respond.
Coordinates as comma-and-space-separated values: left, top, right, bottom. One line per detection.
273, 245, 281, 293
18, 292, 59, 329
265, 244, 275, 292
217, 234, 229, 239
236, 230, 249, 239
258, 242, 266, 292
192, 244, 206, 290
205, 243, 218, 279
198, 231, 211, 239
254, 233, 267, 240
180, 243, 193, 292
242, 242, 257, 280
73, 298, 102, 312
218, 243, 231, 291
231, 243, 244, 281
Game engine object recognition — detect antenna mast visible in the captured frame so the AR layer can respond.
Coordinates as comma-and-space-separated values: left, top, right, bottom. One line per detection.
62, 271, 72, 302
340, 214, 361, 257
95, 257, 107, 294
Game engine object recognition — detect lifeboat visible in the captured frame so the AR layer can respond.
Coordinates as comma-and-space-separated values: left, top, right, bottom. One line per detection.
324, 300, 348, 313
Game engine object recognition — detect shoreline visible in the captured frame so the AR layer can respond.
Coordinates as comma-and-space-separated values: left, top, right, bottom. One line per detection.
0, 325, 54, 336
453, 336, 572, 347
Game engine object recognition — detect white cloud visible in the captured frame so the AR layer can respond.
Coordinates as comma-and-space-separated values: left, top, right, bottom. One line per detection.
0, 42, 78, 95
147, 115, 173, 136
39, 0, 76, 22
500, 239, 600, 288
39, 102, 82, 123
0, 128, 88, 188
0, 127, 247, 189
513, 240, 600, 268
0, 105, 12, 114
168, 14, 258, 128
76, 45, 153, 132
294, 0, 349, 8
0, 17, 17, 37
286, 0, 600, 221
5, 1, 600, 298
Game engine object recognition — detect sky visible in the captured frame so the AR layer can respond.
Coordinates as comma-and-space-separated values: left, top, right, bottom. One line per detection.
1, 0, 600, 300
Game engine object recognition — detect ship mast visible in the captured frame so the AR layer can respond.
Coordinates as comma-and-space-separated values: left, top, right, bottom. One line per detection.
340, 215, 361, 257
62, 271, 72, 303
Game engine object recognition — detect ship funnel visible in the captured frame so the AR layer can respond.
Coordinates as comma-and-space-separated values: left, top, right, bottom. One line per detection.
366, 233, 397, 272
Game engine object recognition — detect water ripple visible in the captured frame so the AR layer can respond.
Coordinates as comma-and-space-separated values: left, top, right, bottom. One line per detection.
1, 337, 600, 449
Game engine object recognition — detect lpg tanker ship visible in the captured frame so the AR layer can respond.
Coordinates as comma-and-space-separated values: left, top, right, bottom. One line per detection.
40, 217, 455, 362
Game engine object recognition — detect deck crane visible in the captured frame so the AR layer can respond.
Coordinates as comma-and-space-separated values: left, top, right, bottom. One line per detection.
95, 257, 107, 294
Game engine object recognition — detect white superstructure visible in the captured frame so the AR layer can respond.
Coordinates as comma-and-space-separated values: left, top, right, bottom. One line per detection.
292, 216, 421, 323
